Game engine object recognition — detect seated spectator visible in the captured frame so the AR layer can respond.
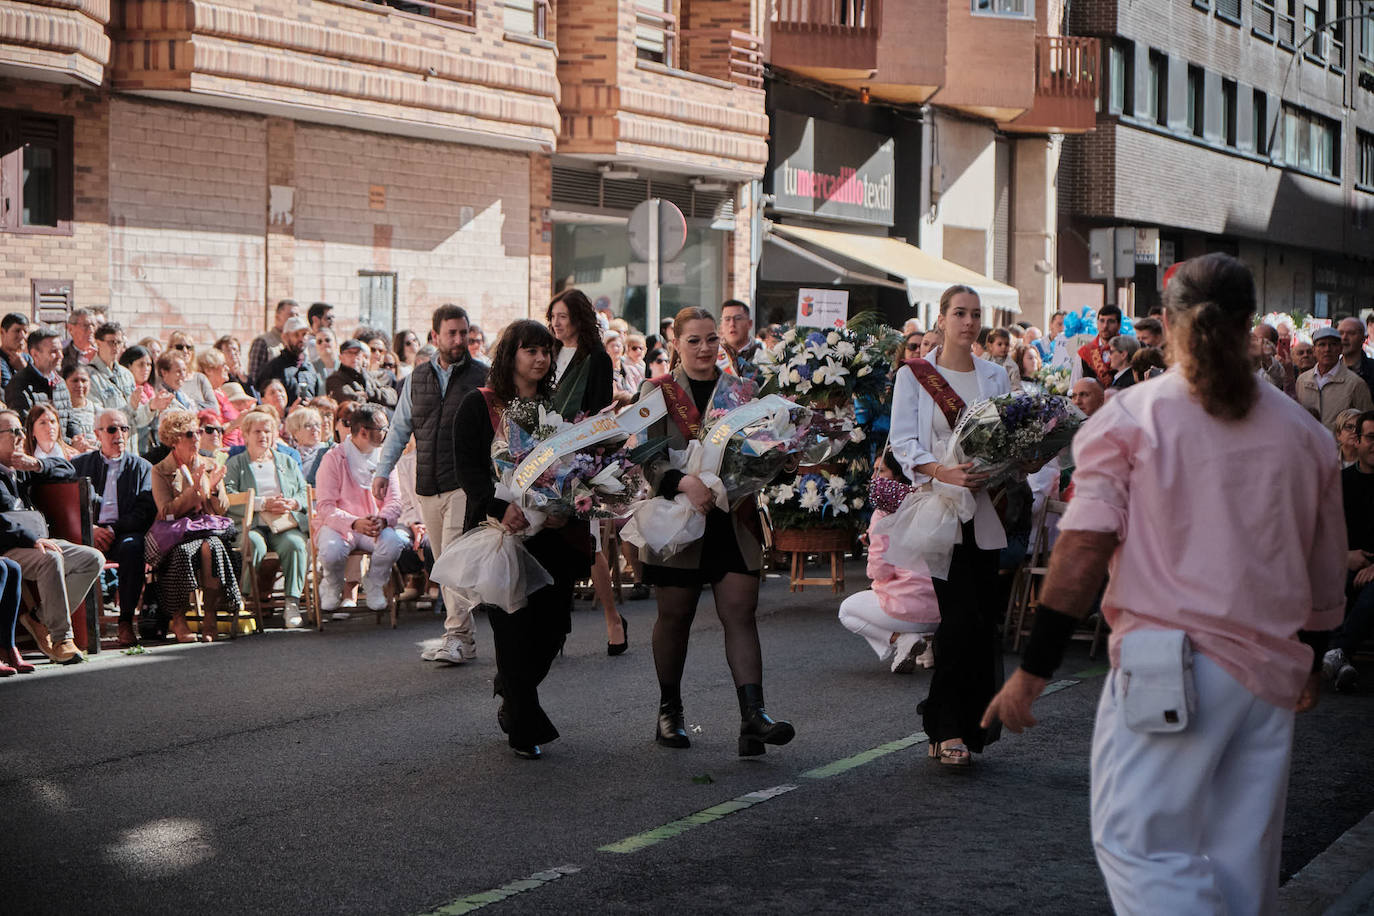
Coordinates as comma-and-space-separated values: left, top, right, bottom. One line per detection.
88, 322, 133, 411
6, 327, 77, 437
226, 405, 302, 470
414, 344, 437, 369
0, 312, 29, 390
303, 395, 337, 445
155, 351, 200, 413
1335, 408, 1362, 468
1130, 346, 1167, 383
327, 338, 398, 411
332, 400, 358, 448
284, 406, 330, 485
219, 382, 256, 446
196, 409, 228, 461
1298, 327, 1374, 430
225, 411, 310, 628
61, 307, 98, 371
919, 330, 943, 358
0, 409, 102, 664
312, 403, 405, 616
72, 408, 156, 647
135, 336, 163, 364
256, 317, 321, 408
0, 549, 28, 675
1107, 335, 1140, 390
838, 465, 938, 674
1327, 409, 1374, 692
365, 336, 399, 393
215, 335, 257, 399
168, 331, 215, 410
624, 334, 647, 390
62, 365, 97, 445
313, 328, 339, 383
260, 378, 290, 420
25, 402, 84, 460
120, 344, 169, 455
193, 347, 242, 445
149, 410, 242, 643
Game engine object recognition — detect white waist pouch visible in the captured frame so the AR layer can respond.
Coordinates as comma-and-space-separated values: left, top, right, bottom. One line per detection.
1119, 629, 1196, 734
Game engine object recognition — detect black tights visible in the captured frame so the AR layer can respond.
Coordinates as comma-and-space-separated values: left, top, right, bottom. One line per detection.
653, 572, 761, 703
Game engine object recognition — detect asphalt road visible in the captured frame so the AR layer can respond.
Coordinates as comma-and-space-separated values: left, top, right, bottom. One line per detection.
3, 563, 1371, 915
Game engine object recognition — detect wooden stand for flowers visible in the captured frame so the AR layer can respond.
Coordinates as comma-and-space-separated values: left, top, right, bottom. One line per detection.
772, 526, 851, 594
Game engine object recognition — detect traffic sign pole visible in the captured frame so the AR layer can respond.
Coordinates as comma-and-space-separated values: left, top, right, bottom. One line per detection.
648, 198, 660, 338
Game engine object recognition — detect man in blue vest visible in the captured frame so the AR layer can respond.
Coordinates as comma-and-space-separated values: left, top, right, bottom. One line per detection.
373, 304, 487, 665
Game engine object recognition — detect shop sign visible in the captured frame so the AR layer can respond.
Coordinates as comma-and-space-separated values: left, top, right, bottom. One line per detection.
770, 112, 895, 227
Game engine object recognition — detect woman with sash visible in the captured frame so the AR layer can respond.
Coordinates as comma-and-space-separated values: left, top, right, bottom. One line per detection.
452, 320, 593, 760
546, 288, 628, 655
637, 306, 794, 756
888, 285, 1013, 768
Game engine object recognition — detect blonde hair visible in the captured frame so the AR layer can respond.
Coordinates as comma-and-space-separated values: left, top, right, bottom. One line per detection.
195, 347, 225, 374
283, 407, 321, 439
157, 409, 199, 447
167, 330, 196, 362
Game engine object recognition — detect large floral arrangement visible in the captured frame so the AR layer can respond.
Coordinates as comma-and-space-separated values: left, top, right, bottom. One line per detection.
760, 466, 866, 530
756, 326, 887, 406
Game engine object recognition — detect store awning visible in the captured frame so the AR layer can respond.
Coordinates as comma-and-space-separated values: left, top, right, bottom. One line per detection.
766, 223, 1021, 314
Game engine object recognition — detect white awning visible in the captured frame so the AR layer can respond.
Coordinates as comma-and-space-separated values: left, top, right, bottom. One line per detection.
766, 222, 1021, 314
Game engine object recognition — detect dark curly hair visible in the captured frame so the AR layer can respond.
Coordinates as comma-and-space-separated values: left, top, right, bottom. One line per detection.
487, 320, 557, 404
546, 288, 603, 357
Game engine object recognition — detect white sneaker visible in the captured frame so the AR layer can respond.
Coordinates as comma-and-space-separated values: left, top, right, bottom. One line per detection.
431, 635, 470, 665
342, 598, 357, 608
283, 597, 303, 629
916, 641, 935, 669
330, 611, 351, 621
891, 633, 927, 674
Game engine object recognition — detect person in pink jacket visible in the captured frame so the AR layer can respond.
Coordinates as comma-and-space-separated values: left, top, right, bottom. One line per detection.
313, 402, 406, 615
840, 501, 940, 674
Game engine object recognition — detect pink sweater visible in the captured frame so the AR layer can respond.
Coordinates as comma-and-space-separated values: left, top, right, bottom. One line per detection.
313, 445, 401, 537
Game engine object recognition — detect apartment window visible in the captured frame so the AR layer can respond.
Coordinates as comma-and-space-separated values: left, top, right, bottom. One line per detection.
1254, 89, 1270, 153
635, 0, 676, 65
1359, 130, 1374, 188
0, 110, 73, 235
1187, 65, 1205, 137
1108, 42, 1134, 115
1361, 1, 1374, 62
359, 271, 397, 334
1222, 79, 1238, 146
1305, 1, 1326, 58
503, 0, 548, 38
1146, 51, 1167, 125
1281, 105, 1340, 177
971, 0, 1032, 16
1215, 0, 1242, 21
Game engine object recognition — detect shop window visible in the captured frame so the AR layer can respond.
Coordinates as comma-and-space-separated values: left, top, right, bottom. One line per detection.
0, 109, 73, 236
972, 0, 1032, 16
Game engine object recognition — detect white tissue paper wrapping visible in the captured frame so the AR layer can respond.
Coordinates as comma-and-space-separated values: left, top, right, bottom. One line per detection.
620, 440, 728, 558
871, 440, 976, 581
429, 483, 552, 612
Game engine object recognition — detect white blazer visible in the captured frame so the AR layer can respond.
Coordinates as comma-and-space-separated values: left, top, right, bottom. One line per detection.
888, 349, 1011, 552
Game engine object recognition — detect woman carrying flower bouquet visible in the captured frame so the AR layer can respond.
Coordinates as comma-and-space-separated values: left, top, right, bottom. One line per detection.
636, 306, 794, 756
452, 320, 594, 760
888, 284, 1012, 767
546, 288, 627, 655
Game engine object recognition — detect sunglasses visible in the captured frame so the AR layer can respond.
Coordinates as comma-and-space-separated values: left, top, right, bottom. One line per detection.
905, 342, 921, 351
103, 424, 131, 434
181, 430, 199, 440
382, 361, 397, 370
173, 344, 193, 351
201, 426, 224, 435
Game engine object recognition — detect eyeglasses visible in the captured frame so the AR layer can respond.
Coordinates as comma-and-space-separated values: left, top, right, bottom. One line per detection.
301, 421, 321, 430
103, 424, 131, 434
0, 429, 22, 438
200, 426, 224, 436
1342, 423, 1359, 431
181, 430, 199, 440
363, 425, 389, 435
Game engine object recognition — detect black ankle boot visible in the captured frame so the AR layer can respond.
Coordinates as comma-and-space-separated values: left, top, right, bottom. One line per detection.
655, 701, 690, 748
737, 684, 795, 756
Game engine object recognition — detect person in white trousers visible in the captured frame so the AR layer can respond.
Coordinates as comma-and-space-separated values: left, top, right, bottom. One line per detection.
983, 253, 1345, 915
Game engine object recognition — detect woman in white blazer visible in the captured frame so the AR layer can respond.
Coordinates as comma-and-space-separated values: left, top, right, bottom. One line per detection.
888, 285, 1011, 768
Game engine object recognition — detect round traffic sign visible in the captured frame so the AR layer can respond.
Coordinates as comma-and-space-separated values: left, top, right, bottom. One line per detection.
627, 198, 687, 263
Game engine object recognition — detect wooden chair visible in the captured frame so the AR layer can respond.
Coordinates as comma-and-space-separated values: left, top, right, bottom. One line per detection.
307, 485, 396, 631
228, 488, 316, 631
1004, 498, 1106, 658
29, 479, 102, 654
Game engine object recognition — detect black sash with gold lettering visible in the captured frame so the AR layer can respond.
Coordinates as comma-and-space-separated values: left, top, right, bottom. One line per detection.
654, 378, 703, 441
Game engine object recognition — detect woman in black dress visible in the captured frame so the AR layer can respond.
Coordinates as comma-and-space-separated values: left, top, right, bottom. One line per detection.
546, 289, 627, 654
637, 307, 794, 756
452, 320, 593, 760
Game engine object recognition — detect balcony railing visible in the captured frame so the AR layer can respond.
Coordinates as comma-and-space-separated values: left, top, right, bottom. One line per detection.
772, 0, 878, 34
682, 29, 764, 89
636, 5, 678, 66
1038, 35, 1097, 99
364, 0, 475, 29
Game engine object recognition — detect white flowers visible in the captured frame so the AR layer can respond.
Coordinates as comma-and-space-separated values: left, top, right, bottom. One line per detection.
772, 482, 795, 502
813, 359, 850, 387
857, 365, 872, 377
799, 485, 824, 511
849, 425, 866, 443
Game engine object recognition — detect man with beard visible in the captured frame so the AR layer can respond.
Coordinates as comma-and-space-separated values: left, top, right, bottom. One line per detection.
1075, 305, 1122, 388
372, 304, 487, 665
0, 314, 28, 390
256, 316, 322, 408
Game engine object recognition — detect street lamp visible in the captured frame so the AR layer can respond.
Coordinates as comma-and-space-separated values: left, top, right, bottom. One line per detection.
1264, 10, 1374, 162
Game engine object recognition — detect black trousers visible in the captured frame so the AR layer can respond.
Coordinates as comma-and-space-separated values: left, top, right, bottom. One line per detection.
1339, 572, 1374, 655
107, 533, 146, 623
924, 527, 1004, 754
488, 581, 573, 749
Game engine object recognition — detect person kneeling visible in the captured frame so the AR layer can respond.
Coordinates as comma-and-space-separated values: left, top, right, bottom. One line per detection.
312, 403, 404, 616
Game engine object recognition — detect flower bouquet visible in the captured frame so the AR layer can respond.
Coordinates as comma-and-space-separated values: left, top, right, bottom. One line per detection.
756, 325, 888, 407
761, 469, 866, 531
621, 394, 848, 558
873, 391, 1083, 579
431, 393, 668, 611
1032, 364, 1071, 396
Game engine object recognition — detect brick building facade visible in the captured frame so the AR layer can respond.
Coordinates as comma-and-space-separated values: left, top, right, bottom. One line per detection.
1060, 0, 1374, 318
1, 0, 766, 344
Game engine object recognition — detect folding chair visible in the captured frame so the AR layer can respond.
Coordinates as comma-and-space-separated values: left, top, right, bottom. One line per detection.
1005, 498, 1106, 657
307, 485, 396, 631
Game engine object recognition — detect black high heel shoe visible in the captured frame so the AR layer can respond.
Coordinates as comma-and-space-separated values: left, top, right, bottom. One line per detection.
654, 701, 691, 748
607, 614, 628, 656
737, 684, 795, 757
